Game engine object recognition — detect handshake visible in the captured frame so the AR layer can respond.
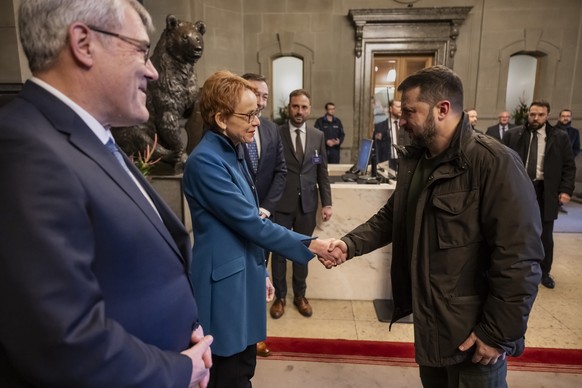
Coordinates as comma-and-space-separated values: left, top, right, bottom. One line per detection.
309, 238, 348, 269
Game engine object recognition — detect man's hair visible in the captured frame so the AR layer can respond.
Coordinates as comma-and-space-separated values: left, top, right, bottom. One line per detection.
241, 73, 267, 83
289, 89, 311, 104
559, 108, 572, 116
199, 70, 257, 129
397, 65, 464, 112
530, 100, 551, 113
388, 99, 400, 108
18, 0, 152, 73
324, 102, 335, 110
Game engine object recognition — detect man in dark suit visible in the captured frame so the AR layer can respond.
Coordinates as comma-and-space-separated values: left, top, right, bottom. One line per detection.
241, 73, 287, 357
270, 89, 333, 319
374, 99, 408, 169
0, 1, 212, 386
486, 111, 515, 141
503, 101, 576, 289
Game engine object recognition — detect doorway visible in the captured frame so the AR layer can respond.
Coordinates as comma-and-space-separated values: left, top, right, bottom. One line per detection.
371, 55, 433, 137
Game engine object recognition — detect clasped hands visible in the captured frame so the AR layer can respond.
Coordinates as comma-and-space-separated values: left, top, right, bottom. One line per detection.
309, 238, 348, 269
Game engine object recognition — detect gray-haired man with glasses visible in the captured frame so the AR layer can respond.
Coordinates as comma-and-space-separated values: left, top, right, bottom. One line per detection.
0, 1, 213, 386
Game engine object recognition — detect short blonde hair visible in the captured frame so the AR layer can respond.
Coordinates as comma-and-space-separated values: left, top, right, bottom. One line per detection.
199, 71, 258, 129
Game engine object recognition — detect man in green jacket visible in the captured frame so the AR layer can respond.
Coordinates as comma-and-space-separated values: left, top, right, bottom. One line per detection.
328, 66, 543, 387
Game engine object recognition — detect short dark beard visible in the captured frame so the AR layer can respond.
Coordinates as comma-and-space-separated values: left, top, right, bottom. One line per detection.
411, 109, 437, 148
528, 120, 545, 130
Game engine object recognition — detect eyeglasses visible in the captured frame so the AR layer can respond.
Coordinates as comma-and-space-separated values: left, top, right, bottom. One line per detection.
232, 109, 261, 123
88, 25, 151, 64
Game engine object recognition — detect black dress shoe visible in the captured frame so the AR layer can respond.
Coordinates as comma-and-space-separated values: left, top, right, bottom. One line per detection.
270, 298, 285, 319
558, 206, 568, 214
293, 296, 313, 317
541, 274, 555, 289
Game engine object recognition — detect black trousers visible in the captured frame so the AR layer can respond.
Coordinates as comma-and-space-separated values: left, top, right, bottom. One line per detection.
326, 146, 340, 164
208, 345, 257, 388
533, 181, 555, 275
271, 197, 316, 300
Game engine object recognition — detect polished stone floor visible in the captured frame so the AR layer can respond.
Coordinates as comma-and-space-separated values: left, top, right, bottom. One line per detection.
256, 232, 582, 387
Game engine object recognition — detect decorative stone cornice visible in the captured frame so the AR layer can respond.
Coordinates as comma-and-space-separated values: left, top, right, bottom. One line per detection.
348, 7, 472, 58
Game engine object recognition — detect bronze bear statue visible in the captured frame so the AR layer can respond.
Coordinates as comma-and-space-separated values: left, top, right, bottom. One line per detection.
112, 14, 205, 175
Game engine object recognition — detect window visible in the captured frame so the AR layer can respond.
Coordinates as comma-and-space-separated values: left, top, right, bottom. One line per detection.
272, 56, 303, 122
506, 54, 538, 114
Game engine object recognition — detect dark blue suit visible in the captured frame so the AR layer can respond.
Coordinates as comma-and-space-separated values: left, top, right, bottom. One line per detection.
0, 81, 197, 387
243, 116, 287, 215
183, 130, 314, 357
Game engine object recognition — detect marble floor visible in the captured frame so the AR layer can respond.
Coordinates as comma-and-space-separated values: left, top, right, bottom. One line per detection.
256, 233, 582, 387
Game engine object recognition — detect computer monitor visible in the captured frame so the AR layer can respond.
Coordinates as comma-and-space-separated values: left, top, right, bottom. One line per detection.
355, 138, 373, 174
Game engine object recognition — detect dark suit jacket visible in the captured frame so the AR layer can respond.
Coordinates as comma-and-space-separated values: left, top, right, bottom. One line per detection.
503, 123, 576, 220
277, 123, 332, 214
244, 116, 287, 214
486, 124, 516, 141
0, 81, 197, 387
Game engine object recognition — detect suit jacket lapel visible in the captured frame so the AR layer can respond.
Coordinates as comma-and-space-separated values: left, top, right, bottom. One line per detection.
281, 123, 300, 164
21, 82, 186, 264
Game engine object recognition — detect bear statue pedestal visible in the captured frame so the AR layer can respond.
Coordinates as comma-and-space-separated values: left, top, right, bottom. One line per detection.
150, 174, 192, 234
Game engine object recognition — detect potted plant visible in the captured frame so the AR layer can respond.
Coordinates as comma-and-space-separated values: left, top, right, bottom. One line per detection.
131, 133, 161, 177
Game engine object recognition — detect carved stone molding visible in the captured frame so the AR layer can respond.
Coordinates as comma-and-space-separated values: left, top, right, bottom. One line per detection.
348, 7, 471, 61
347, 7, 472, 149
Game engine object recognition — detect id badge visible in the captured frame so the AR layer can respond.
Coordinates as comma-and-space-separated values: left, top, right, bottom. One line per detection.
312, 149, 322, 164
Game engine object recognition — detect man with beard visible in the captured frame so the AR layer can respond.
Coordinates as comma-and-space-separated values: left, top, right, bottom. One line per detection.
554, 109, 580, 214
270, 89, 332, 319
503, 102, 576, 289
555, 109, 580, 158
326, 66, 543, 387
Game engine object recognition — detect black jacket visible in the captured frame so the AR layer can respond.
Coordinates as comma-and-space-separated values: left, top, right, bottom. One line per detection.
503, 122, 576, 220
341, 114, 543, 367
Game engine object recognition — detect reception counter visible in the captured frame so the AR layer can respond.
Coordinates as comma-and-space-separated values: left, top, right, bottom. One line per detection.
287, 164, 395, 301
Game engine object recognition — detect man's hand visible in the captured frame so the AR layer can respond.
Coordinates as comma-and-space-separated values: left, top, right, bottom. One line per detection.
458, 331, 506, 365
266, 277, 275, 302
321, 206, 333, 222
309, 238, 339, 267
559, 192, 571, 205
328, 239, 348, 266
181, 325, 214, 388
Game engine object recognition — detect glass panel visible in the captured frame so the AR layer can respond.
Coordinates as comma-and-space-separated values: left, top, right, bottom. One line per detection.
272, 56, 303, 121
506, 54, 537, 115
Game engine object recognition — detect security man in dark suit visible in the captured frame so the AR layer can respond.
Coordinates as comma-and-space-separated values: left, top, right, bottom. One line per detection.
270, 89, 333, 319
503, 101, 576, 289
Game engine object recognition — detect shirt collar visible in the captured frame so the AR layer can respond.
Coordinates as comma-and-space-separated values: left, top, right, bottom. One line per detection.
30, 77, 112, 145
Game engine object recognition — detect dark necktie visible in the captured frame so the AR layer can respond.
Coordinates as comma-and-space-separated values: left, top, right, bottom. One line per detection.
106, 138, 132, 175
295, 128, 304, 163
246, 137, 259, 173
501, 125, 507, 139
526, 131, 538, 180
392, 120, 399, 158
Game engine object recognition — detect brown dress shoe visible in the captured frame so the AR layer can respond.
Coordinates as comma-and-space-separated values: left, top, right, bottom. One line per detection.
256, 341, 271, 357
270, 298, 286, 319
293, 296, 313, 317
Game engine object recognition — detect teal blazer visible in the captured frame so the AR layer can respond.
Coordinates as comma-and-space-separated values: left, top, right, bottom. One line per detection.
183, 130, 314, 357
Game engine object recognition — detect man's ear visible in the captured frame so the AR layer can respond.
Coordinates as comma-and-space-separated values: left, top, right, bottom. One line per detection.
68, 23, 94, 67
435, 100, 451, 119
215, 112, 228, 131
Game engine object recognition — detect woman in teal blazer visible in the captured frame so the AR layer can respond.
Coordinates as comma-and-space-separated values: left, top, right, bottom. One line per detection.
183, 71, 334, 388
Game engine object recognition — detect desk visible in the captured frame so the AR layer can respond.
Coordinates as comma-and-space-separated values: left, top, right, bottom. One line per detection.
307, 178, 395, 300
